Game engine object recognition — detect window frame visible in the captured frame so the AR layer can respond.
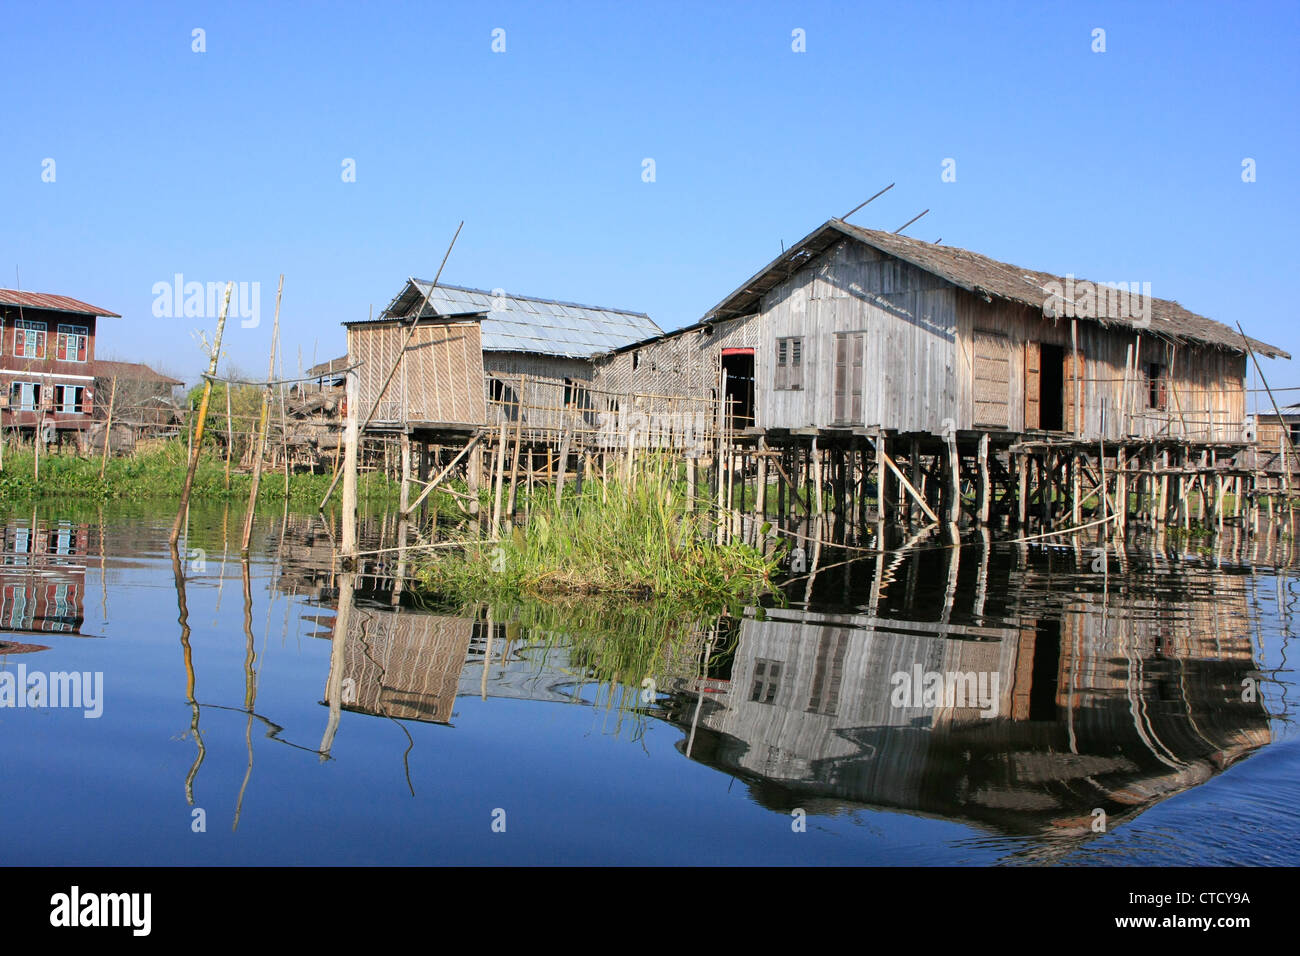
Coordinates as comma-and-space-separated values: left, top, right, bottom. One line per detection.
11, 381, 40, 411
55, 384, 85, 414
14, 319, 47, 360
56, 324, 89, 363
1146, 362, 1168, 410
775, 336, 804, 391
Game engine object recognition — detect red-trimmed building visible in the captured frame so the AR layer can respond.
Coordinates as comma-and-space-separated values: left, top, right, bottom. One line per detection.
0, 289, 120, 439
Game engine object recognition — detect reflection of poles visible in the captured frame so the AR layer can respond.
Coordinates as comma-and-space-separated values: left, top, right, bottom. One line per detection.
319, 570, 356, 759
171, 281, 233, 547
98, 506, 108, 625
171, 543, 205, 804
234, 557, 257, 830
685, 630, 717, 760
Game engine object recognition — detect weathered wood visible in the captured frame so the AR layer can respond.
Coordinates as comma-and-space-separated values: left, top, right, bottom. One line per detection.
172, 282, 232, 547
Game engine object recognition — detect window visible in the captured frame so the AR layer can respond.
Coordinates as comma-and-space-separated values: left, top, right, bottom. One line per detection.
56, 324, 88, 362
13, 319, 46, 359
775, 336, 803, 390
631, 351, 640, 371
10, 382, 39, 411
751, 659, 783, 704
55, 385, 85, 414
1146, 362, 1167, 410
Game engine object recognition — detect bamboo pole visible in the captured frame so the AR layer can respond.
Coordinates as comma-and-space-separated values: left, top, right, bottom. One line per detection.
99, 376, 117, 479
403, 433, 484, 518
241, 275, 283, 553
171, 281, 233, 547
340, 367, 360, 562
318, 221, 463, 511
224, 383, 233, 490
879, 446, 939, 524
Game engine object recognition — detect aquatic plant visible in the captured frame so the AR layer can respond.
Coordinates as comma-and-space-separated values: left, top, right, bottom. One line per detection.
417, 466, 781, 604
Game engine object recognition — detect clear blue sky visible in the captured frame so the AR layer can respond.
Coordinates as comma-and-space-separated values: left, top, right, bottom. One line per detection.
3, 0, 1297, 404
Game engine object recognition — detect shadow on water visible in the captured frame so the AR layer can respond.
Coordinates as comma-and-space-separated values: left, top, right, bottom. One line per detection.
3, 498, 1297, 864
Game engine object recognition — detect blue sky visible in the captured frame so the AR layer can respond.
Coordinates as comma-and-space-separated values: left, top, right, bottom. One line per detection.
3, 0, 1297, 404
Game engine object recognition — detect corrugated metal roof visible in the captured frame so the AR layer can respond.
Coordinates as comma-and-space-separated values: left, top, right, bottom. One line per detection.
0, 288, 120, 317
703, 220, 1289, 359
372, 281, 660, 359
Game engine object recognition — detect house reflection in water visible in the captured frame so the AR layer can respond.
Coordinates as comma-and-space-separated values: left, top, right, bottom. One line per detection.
657, 557, 1272, 840
324, 599, 475, 724
313, 540, 1273, 844
0, 519, 87, 638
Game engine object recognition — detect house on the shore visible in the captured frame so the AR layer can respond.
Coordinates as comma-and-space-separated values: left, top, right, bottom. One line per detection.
592, 220, 1288, 445
0, 289, 120, 441
346, 282, 660, 433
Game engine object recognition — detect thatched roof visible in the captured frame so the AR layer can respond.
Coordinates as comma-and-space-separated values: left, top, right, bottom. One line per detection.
703, 219, 1289, 359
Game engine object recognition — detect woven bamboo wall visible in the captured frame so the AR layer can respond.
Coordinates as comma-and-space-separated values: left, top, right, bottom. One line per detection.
348, 319, 486, 425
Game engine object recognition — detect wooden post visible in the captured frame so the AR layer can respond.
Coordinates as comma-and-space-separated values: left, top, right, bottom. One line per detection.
811, 438, 824, 518
99, 376, 117, 479
240, 275, 283, 553
1070, 452, 1081, 525
1071, 318, 1082, 438
1016, 452, 1028, 527
977, 432, 990, 525
555, 427, 572, 507
875, 435, 887, 524
946, 430, 960, 531
491, 420, 508, 537
399, 432, 411, 515
171, 281, 232, 547
340, 366, 360, 562
224, 383, 234, 490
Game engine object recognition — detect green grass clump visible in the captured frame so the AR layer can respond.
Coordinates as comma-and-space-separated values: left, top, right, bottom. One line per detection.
418, 464, 781, 604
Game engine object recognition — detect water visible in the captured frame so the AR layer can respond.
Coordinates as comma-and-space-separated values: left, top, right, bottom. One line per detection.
2, 501, 1297, 865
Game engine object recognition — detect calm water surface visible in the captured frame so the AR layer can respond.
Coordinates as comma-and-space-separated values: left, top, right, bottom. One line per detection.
2, 501, 1297, 865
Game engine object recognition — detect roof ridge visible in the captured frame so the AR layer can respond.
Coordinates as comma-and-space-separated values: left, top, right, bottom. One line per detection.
411, 279, 652, 319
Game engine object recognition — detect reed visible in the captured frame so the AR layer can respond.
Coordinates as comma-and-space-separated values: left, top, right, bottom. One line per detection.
418, 464, 781, 604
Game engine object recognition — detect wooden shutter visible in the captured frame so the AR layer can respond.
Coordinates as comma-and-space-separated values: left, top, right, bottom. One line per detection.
833, 335, 848, 422
775, 339, 788, 390
850, 333, 864, 424
790, 338, 803, 390
973, 331, 1011, 427
1065, 350, 1083, 433
1024, 341, 1040, 430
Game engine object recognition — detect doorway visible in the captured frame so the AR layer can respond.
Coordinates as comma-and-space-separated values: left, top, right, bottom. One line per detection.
1039, 344, 1065, 431
721, 348, 755, 429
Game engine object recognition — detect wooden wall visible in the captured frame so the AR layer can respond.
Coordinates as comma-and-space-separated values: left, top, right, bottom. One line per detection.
758, 240, 960, 433
955, 293, 1248, 441
347, 318, 486, 426
727, 236, 1250, 441
593, 314, 758, 411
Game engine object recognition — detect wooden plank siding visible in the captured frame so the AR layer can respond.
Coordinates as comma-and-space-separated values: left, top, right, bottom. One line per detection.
717, 236, 1253, 441
760, 240, 960, 433
483, 352, 595, 432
